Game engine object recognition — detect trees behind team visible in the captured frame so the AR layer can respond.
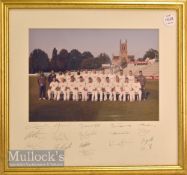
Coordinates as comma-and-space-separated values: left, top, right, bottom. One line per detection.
29, 48, 111, 74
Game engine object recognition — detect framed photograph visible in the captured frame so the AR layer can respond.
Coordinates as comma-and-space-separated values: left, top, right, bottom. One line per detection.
0, 0, 186, 174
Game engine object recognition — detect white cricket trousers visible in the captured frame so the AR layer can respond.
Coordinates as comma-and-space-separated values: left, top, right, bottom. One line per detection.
134, 90, 142, 101
48, 89, 57, 100
57, 90, 67, 101
104, 91, 112, 101
112, 91, 122, 101
79, 90, 87, 101
123, 91, 134, 102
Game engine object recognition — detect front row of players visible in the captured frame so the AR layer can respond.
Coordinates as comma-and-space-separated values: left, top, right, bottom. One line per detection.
48, 76, 142, 102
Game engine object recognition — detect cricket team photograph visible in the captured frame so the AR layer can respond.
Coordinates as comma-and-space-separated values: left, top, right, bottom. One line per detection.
29, 29, 159, 121
38, 69, 146, 102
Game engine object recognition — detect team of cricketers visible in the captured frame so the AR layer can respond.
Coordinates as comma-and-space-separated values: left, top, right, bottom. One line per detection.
41, 69, 146, 102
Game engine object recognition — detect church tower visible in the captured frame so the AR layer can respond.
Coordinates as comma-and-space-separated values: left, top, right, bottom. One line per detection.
119, 40, 129, 64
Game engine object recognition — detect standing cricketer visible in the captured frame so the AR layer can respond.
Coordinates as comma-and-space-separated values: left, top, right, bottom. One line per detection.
37, 72, 47, 100
137, 70, 147, 100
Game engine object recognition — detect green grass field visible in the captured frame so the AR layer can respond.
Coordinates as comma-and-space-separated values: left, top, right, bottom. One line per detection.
29, 76, 159, 121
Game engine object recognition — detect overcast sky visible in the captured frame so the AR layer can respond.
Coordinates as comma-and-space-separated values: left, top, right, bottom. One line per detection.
29, 29, 158, 59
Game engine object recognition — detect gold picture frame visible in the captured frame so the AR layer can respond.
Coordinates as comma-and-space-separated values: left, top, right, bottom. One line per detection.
0, 0, 187, 174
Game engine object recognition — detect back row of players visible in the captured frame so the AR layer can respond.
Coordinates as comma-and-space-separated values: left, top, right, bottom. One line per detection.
38, 69, 146, 102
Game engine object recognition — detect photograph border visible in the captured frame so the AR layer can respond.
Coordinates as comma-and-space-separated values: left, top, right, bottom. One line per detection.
0, 0, 187, 174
